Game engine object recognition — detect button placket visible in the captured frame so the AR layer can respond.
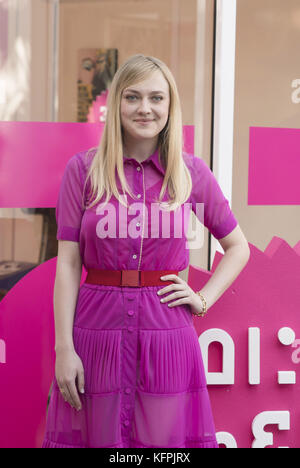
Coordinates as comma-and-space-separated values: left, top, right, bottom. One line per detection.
128, 162, 145, 269
119, 161, 145, 437
136, 163, 146, 271
120, 292, 138, 436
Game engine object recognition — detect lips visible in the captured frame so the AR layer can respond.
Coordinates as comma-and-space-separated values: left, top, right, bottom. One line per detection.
134, 119, 154, 122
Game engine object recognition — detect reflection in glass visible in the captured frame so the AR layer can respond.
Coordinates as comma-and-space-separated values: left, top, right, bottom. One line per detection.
0, 208, 57, 301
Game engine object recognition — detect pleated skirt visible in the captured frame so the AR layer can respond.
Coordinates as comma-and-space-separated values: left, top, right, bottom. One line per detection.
42, 283, 219, 448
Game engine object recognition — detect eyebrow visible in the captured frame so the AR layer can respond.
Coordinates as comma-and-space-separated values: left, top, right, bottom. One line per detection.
124, 89, 167, 95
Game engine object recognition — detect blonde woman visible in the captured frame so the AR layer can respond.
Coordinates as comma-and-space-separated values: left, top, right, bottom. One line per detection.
42, 54, 250, 448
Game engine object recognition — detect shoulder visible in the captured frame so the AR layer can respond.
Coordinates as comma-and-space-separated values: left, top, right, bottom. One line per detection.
60, 148, 96, 193
70, 147, 97, 180
76, 147, 97, 169
182, 151, 209, 177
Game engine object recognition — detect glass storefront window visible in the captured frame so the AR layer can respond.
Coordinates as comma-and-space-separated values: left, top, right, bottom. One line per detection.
0, 208, 57, 301
233, 0, 300, 251
0, 0, 215, 298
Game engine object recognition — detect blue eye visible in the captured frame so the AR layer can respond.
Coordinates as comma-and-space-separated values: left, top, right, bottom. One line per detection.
125, 95, 163, 101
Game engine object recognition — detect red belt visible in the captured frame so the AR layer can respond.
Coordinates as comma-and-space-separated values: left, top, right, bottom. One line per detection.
84, 269, 179, 287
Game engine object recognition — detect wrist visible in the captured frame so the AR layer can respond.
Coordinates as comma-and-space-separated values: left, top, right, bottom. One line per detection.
194, 291, 208, 317
55, 344, 75, 353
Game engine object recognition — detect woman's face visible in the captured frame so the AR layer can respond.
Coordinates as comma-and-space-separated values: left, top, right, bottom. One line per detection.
120, 69, 170, 143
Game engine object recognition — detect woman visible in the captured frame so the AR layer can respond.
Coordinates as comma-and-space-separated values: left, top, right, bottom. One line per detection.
42, 54, 250, 448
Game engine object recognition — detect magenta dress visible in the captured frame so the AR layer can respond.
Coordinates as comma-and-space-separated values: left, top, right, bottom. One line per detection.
42, 147, 237, 448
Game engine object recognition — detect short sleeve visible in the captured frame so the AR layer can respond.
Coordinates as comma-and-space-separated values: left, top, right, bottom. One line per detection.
56, 154, 85, 242
189, 155, 238, 239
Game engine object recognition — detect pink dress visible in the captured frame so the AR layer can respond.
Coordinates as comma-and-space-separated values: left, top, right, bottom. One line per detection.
42, 147, 237, 448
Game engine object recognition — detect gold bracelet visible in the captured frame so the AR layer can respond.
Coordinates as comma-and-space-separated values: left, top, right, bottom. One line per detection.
194, 291, 208, 317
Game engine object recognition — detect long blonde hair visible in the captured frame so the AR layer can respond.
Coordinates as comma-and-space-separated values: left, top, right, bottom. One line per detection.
82, 54, 192, 212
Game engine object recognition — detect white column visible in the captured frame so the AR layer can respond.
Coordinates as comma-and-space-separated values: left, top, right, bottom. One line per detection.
48, 0, 60, 122
210, 0, 237, 265
194, 0, 207, 158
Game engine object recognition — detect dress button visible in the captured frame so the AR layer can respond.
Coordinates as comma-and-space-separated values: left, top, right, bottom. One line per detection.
125, 387, 131, 394
124, 419, 130, 426
127, 310, 134, 316
128, 326, 134, 332
136, 167, 141, 171
132, 254, 137, 259
137, 194, 141, 198
136, 222, 140, 227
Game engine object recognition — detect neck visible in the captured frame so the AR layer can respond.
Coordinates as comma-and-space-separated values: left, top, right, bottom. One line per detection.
123, 136, 158, 162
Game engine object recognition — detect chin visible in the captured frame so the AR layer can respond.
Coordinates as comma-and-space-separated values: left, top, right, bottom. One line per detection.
130, 129, 157, 137
135, 134, 157, 140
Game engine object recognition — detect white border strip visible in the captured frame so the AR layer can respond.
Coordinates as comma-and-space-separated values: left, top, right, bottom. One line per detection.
194, 0, 206, 158
48, 0, 59, 122
211, 0, 237, 261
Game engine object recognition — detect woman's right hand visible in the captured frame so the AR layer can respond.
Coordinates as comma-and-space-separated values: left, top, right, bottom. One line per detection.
55, 348, 85, 411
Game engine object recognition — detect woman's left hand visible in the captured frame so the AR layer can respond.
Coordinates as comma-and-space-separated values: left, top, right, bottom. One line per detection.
157, 274, 205, 316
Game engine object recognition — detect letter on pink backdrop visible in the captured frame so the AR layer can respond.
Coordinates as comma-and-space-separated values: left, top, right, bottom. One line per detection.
0, 122, 194, 448
189, 237, 300, 448
248, 127, 300, 205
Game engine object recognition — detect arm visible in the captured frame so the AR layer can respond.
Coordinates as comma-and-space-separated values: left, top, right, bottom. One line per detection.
54, 240, 82, 352
53, 240, 85, 411
199, 224, 250, 310
158, 156, 249, 314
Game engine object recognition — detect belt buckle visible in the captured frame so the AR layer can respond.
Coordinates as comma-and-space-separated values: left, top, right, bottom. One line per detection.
121, 270, 140, 287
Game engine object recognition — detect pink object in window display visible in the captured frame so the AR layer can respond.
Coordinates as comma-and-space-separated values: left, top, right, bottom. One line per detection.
87, 89, 109, 123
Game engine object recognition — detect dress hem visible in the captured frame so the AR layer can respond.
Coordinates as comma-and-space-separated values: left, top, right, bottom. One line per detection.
41, 437, 219, 449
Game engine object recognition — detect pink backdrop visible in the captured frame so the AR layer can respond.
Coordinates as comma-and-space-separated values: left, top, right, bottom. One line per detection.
0, 122, 299, 448
248, 126, 300, 205
189, 237, 300, 448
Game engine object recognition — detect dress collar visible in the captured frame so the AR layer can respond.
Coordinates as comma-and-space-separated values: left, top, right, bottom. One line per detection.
123, 148, 165, 176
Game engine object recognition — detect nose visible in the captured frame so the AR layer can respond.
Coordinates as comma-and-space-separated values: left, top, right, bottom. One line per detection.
138, 97, 151, 114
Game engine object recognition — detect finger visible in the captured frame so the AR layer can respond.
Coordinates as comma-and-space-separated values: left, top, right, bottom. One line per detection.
60, 385, 74, 408
77, 370, 85, 395
167, 297, 191, 308
158, 284, 184, 296
160, 290, 188, 304
58, 387, 67, 402
160, 274, 182, 283
67, 381, 82, 411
